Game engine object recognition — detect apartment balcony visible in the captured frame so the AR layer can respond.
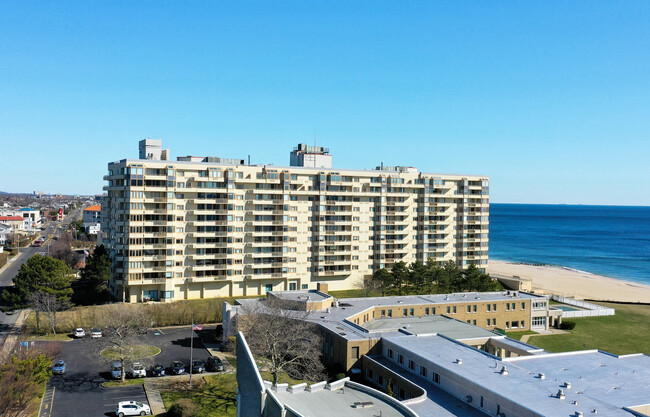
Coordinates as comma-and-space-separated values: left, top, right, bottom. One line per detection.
126, 277, 167, 285
140, 255, 167, 261
314, 269, 350, 276
188, 231, 231, 237
246, 230, 284, 236
190, 265, 229, 271
248, 240, 286, 246
188, 252, 232, 260
187, 276, 227, 283
246, 272, 284, 279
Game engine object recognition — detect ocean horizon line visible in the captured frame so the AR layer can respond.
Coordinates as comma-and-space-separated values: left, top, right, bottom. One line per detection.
491, 202, 650, 208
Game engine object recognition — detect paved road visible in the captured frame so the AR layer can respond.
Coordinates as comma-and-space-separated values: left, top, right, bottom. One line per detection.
0, 218, 68, 348
42, 325, 218, 416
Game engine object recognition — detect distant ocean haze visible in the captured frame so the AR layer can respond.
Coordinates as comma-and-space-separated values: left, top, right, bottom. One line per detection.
489, 204, 650, 284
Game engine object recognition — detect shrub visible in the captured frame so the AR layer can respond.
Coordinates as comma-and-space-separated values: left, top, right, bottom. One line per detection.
560, 320, 576, 330
167, 398, 199, 417
0, 252, 7, 268
333, 372, 347, 381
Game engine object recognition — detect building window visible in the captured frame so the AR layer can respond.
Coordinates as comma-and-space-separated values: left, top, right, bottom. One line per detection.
398, 354, 404, 365
452, 306, 457, 314
351, 347, 359, 359
425, 307, 430, 315
532, 317, 546, 327
387, 309, 392, 317
506, 321, 510, 329
302, 284, 308, 289
367, 368, 373, 379
265, 284, 273, 293
420, 366, 427, 377
467, 305, 471, 313
388, 349, 393, 359
408, 359, 415, 370
446, 306, 451, 314
409, 308, 414, 316
381, 309, 386, 317
403, 308, 408, 316
521, 302, 526, 310
487, 304, 491, 312
289, 283, 297, 291
433, 372, 440, 384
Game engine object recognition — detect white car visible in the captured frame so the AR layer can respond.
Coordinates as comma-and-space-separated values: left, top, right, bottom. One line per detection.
116, 401, 150, 416
130, 362, 146, 378
73, 328, 85, 338
90, 328, 102, 338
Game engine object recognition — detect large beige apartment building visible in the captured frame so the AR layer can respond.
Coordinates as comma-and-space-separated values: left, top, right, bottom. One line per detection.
102, 139, 489, 302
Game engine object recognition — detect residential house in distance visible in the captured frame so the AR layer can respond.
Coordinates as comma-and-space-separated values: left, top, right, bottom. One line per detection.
0, 216, 27, 234
102, 139, 489, 302
82, 204, 102, 234
0, 223, 11, 245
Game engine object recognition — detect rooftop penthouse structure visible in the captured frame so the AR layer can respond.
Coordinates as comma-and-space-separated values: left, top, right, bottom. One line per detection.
102, 139, 489, 302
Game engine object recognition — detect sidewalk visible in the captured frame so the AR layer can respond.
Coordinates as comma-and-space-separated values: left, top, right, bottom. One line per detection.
1, 309, 31, 354
144, 380, 167, 415
520, 328, 568, 344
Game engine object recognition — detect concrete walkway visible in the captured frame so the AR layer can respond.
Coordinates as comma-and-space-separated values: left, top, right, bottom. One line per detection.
520, 328, 568, 344
144, 380, 167, 415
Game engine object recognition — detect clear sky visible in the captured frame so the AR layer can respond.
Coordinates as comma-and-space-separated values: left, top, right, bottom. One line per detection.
1, 2, 649, 205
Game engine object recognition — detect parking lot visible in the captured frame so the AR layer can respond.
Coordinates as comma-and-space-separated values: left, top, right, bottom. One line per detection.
40, 325, 219, 417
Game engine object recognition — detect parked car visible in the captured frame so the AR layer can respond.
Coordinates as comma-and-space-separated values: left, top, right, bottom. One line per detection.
73, 328, 85, 338
90, 328, 102, 338
52, 360, 66, 375
111, 361, 123, 379
130, 362, 146, 378
206, 356, 224, 372
150, 364, 166, 377
115, 400, 151, 416
170, 361, 186, 375
192, 360, 206, 374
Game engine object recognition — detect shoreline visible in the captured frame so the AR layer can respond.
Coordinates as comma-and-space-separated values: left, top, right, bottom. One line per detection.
487, 260, 650, 303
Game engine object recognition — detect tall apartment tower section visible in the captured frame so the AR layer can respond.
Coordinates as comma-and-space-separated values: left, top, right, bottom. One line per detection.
103, 140, 489, 303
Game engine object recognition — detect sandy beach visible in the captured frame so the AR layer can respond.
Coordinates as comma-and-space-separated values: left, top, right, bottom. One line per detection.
487, 260, 650, 303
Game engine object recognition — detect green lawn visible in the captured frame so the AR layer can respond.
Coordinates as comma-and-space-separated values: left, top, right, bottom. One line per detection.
161, 374, 238, 417
505, 330, 536, 341
528, 302, 650, 355
160, 370, 313, 417
103, 379, 145, 387
100, 345, 161, 360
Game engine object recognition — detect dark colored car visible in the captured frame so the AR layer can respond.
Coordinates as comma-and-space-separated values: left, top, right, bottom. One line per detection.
192, 360, 206, 374
206, 356, 224, 372
151, 364, 166, 377
170, 361, 186, 375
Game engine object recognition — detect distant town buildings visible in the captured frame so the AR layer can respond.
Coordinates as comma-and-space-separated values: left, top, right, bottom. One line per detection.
102, 139, 489, 302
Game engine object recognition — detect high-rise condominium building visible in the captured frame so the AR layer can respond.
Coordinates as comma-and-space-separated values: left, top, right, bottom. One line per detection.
102, 140, 489, 302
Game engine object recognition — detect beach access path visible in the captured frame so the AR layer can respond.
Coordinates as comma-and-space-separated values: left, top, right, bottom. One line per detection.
488, 260, 650, 303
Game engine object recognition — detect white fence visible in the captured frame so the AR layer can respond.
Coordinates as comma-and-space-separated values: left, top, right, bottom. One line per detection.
551, 295, 615, 318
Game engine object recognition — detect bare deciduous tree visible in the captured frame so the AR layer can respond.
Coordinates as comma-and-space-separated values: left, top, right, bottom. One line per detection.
242, 297, 325, 385
98, 305, 151, 382
30, 291, 67, 336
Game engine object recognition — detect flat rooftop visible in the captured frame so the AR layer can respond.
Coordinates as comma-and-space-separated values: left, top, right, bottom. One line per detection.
362, 315, 497, 339
270, 382, 415, 417
382, 334, 637, 416
269, 290, 332, 303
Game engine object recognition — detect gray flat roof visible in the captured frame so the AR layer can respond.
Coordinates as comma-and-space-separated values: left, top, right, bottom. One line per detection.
269, 290, 332, 303
363, 315, 498, 340
382, 334, 635, 416
270, 382, 415, 417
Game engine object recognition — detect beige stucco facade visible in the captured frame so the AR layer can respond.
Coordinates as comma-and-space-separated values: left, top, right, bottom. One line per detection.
103, 146, 489, 302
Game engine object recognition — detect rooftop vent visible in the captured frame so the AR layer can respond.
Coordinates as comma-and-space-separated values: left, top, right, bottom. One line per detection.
575, 412, 583, 417
564, 382, 572, 389
500, 366, 509, 376
538, 373, 546, 380
557, 389, 566, 400
456, 359, 463, 365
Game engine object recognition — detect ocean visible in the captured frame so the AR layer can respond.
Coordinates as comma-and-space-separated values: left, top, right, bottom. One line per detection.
489, 204, 650, 284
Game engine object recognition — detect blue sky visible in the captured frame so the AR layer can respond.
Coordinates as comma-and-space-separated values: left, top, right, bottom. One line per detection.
1, 2, 649, 205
